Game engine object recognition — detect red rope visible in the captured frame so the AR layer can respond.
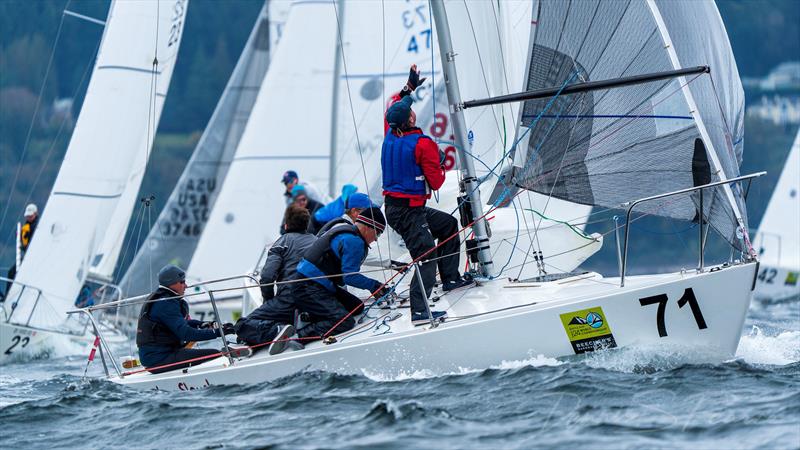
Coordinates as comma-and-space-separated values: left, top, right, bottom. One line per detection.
320, 199, 512, 337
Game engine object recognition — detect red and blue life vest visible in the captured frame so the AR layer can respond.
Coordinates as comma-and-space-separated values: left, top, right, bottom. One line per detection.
381, 132, 428, 196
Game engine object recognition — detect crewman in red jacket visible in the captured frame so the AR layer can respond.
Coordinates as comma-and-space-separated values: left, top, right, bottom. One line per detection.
381, 65, 473, 326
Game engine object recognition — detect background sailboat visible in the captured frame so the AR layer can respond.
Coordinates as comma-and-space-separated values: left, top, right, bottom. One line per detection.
753, 128, 800, 301
118, 1, 284, 300
1, 0, 188, 362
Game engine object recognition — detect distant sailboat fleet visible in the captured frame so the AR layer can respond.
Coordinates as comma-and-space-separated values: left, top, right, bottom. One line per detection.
1, 0, 795, 390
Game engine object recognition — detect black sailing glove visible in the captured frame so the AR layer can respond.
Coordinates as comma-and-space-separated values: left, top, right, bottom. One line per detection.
400, 64, 427, 97
222, 323, 237, 336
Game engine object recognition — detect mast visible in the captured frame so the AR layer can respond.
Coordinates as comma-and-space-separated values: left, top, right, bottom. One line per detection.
328, 0, 345, 198
431, 0, 493, 275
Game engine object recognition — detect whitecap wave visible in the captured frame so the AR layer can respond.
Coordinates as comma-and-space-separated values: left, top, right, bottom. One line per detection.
360, 353, 562, 382
735, 326, 800, 366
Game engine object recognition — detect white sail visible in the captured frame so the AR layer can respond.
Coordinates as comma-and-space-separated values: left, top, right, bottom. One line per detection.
87, 1, 188, 283
187, 0, 337, 284
119, 2, 283, 297
4, 0, 189, 330
755, 129, 800, 270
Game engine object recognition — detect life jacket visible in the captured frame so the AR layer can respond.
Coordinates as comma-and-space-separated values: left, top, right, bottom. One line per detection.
381, 131, 428, 196
20, 219, 37, 251
135, 288, 187, 349
315, 216, 351, 237
302, 223, 367, 288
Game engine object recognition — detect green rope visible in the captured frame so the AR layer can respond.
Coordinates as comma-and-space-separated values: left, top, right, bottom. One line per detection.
522, 208, 595, 241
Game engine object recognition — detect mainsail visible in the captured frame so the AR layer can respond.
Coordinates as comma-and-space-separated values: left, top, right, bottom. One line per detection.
755, 129, 800, 269
186, 0, 338, 284
499, 0, 748, 250
3, 0, 188, 329
119, 2, 279, 297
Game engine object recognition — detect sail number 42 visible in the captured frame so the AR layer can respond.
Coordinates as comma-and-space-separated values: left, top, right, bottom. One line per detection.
639, 288, 708, 337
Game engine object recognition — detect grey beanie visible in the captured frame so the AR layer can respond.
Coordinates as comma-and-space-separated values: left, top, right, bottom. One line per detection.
158, 264, 186, 286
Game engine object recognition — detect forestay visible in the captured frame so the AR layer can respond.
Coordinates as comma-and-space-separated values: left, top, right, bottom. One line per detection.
4, 0, 188, 330
187, 0, 337, 284
503, 0, 748, 250
755, 129, 800, 269
119, 2, 279, 297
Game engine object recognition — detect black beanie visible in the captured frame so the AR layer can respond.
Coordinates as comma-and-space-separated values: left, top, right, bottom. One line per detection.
355, 206, 386, 233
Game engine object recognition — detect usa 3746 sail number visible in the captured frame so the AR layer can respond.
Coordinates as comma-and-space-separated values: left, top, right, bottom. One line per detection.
638, 288, 707, 337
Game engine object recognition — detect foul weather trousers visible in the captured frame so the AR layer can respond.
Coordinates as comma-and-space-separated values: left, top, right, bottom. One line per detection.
384, 203, 460, 314
293, 281, 363, 341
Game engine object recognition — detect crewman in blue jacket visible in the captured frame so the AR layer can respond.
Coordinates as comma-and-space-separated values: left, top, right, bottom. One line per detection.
293, 207, 389, 341
136, 265, 235, 373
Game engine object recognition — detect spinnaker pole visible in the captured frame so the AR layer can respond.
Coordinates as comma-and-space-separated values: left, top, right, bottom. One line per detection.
431, 0, 493, 275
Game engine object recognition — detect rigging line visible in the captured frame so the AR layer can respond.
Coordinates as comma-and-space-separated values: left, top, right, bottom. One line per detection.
526, 93, 589, 270
707, 74, 738, 162
489, 1, 512, 101
114, 200, 147, 291
331, 0, 387, 284
146, 199, 154, 291
461, 0, 504, 142
521, 207, 594, 240
0, 3, 69, 251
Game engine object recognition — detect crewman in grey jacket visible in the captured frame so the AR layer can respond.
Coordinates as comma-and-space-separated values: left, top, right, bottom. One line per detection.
233, 205, 315, 353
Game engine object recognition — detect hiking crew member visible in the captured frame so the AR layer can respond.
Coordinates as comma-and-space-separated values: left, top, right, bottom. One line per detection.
281, 170, 327, 206
282, 185, 324, 235
19, 203, 38, 256
3, 203, 40, 300
313, 184, 358, 229
136, 265, 235, 374
233, 206, 313, 353
316, 192, 375, 236
293, 207, 389, 341
381, 65, 472, 326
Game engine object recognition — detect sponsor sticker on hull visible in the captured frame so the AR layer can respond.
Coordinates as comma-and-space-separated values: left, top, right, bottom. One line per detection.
560, 307, 617, 354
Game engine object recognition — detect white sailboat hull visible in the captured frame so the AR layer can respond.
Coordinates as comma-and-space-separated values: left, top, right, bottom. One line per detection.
753, 263, 799, 302
0, 322, 91, 364
111, 262, 756, 391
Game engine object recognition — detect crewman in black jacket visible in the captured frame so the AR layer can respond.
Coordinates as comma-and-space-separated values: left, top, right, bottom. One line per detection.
136, 265, 235, 373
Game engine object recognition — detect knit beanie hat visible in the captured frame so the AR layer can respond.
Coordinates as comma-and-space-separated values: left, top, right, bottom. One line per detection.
355, 206, 386, 234
158, 264, 186, 286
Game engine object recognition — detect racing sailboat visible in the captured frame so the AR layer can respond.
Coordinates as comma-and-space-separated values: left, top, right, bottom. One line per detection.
753, 129, 800, 300
1, 0, 187, 363
84, 0, 762, 390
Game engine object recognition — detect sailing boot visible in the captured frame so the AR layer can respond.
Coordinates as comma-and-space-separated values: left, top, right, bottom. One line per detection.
442, 273, 474, 292
411, 310, 448, 326
267, 324, 296, 355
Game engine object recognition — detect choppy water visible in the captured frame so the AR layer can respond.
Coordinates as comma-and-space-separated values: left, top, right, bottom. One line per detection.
1, 297, 798, 449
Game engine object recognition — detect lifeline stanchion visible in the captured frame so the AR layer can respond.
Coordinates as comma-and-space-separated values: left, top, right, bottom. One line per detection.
82, 335, 101, 382
413, 262, 438, 328
208, 291, 233, 364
